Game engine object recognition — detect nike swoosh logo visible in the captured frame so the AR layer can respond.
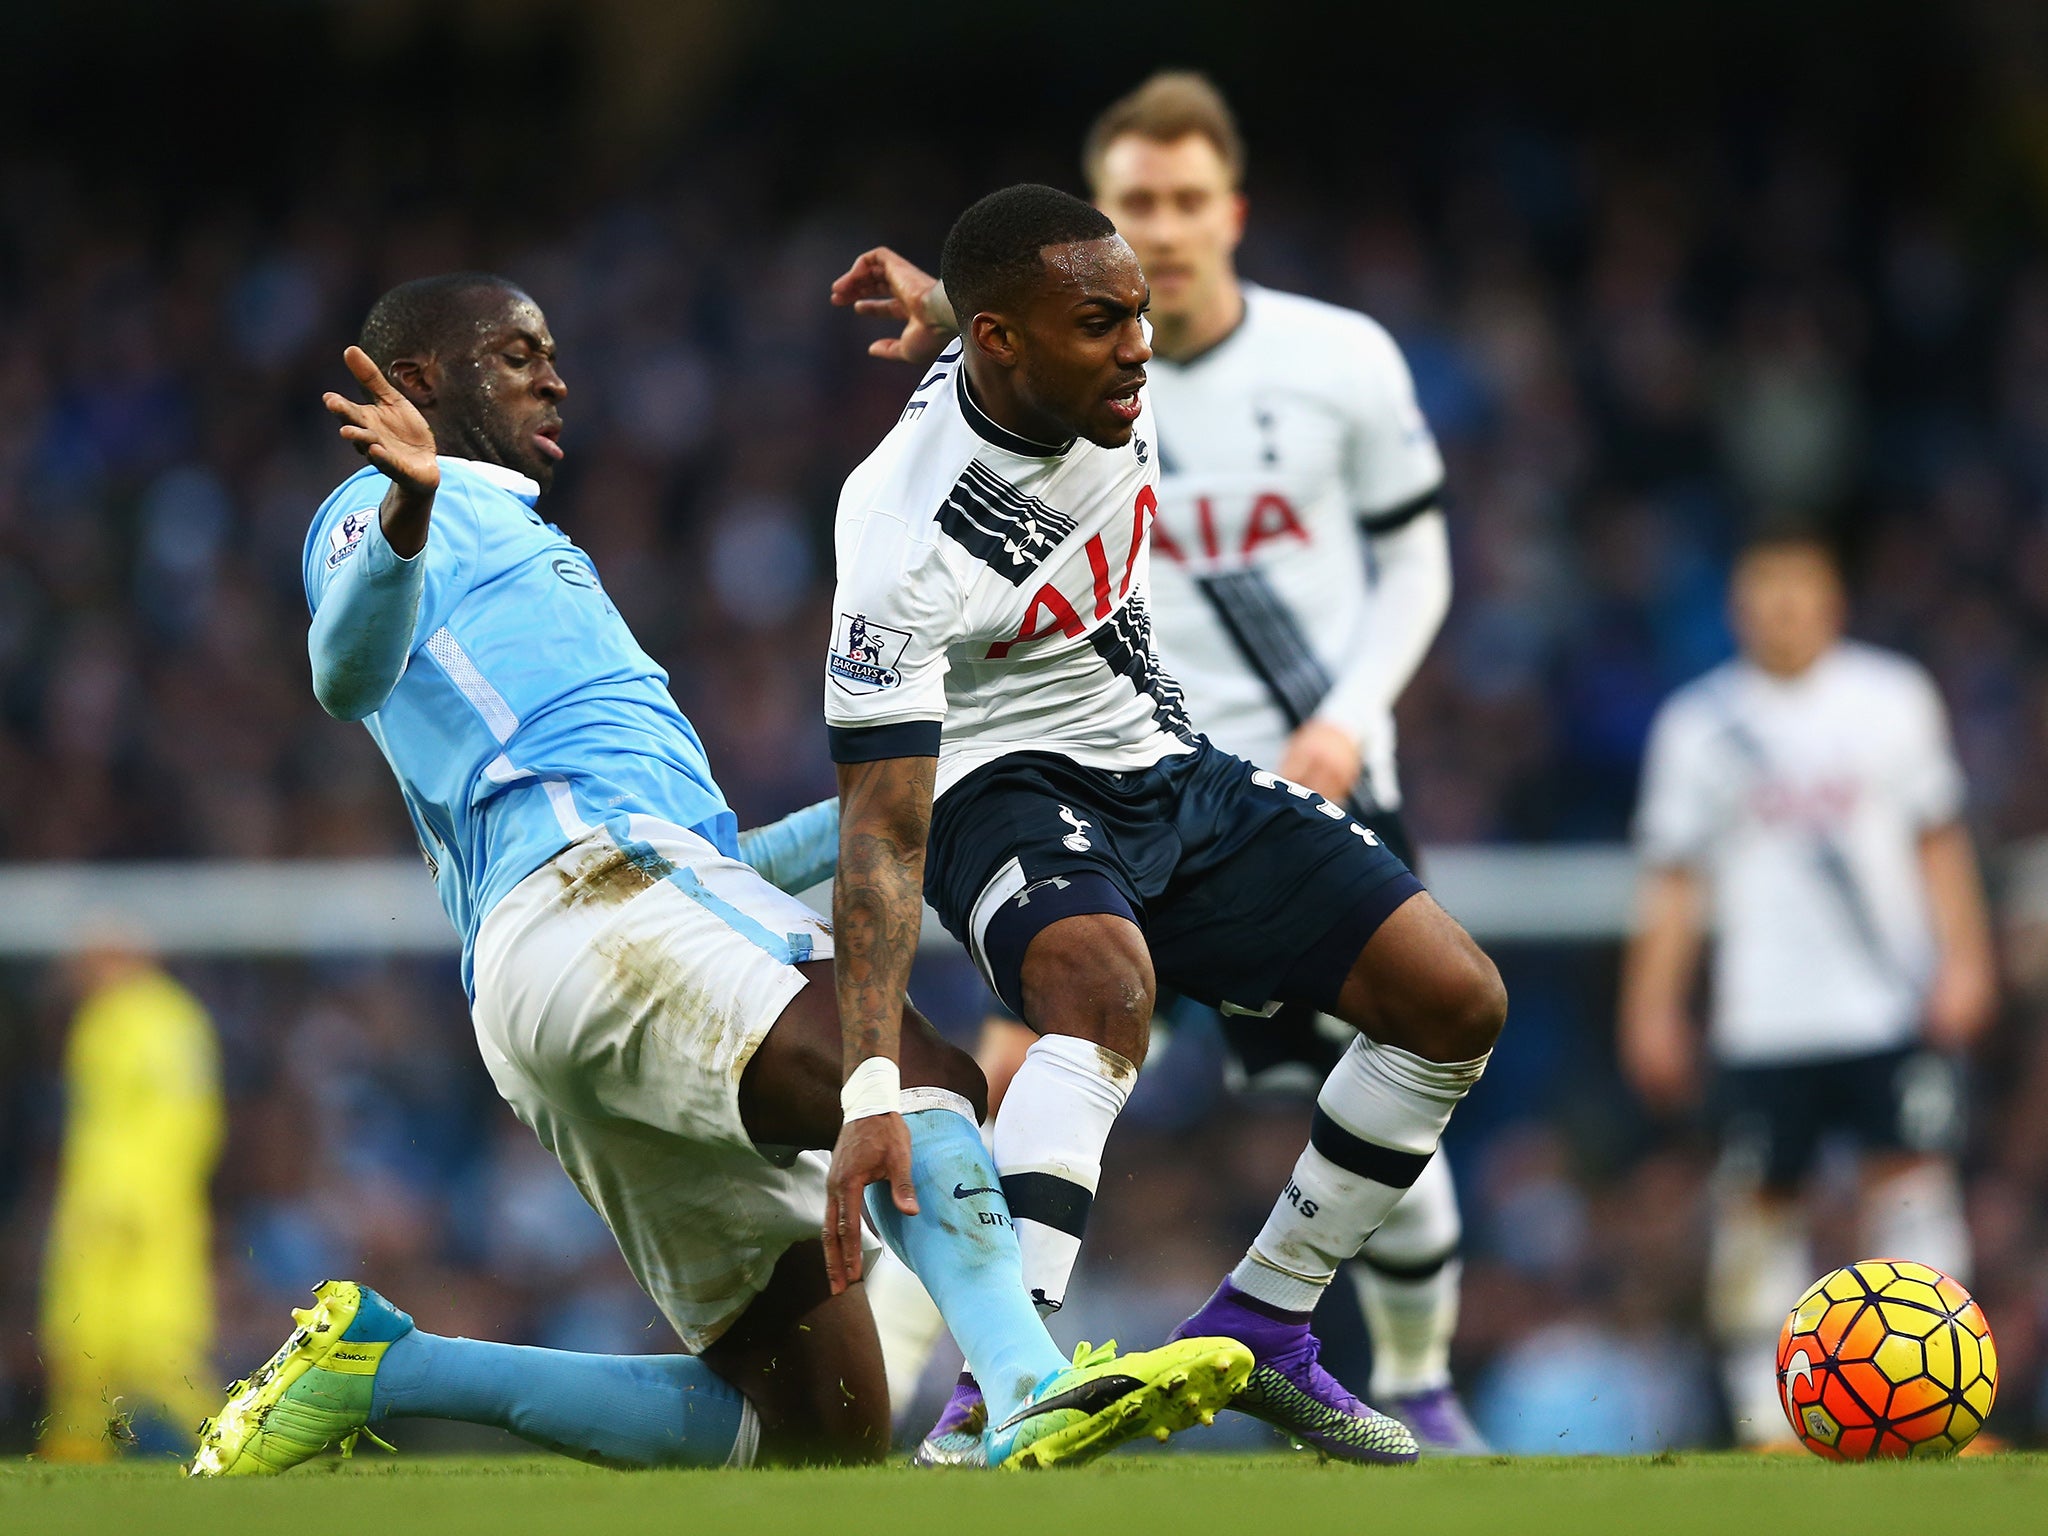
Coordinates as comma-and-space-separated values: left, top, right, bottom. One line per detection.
994, 1373, 1146, 1432
952, 1184, 1001, 1199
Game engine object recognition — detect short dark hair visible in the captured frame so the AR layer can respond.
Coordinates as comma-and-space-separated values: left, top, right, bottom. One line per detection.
1083, 71, 1245, 191
940, 184, 1118, 322
359, 272, 526, 372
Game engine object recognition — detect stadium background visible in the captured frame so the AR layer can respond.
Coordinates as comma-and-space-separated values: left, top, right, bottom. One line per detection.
5, 0, 2048, 1454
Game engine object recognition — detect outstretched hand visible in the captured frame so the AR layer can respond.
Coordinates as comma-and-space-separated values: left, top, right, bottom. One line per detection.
829, 247, 954, 368
822, 1111, 915, 1293
323, 346, 440, 499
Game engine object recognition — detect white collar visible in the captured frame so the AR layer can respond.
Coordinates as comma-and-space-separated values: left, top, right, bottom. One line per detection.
439, 455, 541, 505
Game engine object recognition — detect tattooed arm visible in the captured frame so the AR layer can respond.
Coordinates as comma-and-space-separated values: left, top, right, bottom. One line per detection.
822, 753, 938, 1291
832, 755, 935, 1070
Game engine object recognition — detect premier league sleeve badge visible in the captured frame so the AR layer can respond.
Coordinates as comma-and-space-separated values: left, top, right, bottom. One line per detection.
828, 611, 913, 694
326, 507, 376, 569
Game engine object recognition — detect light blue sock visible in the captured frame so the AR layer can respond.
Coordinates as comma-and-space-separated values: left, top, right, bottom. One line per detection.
864, 1095, 1068, 1425
370, 1334, 753, 1468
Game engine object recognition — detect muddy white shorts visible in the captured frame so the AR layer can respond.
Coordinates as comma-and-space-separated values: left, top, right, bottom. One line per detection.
471, 815, 840, 1353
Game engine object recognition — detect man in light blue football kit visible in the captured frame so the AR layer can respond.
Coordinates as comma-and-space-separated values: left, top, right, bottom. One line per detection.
189, 274, 1247, 1477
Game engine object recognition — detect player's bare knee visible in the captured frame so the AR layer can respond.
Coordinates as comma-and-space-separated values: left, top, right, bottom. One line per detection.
1018, 915, 1155, 1066
1440, 947, 1508, 1061
1048, 963, 1153, 1065
1340, 911, 1506, 1062
1408, 920, 1506, 1061
1390, 940, 1506, 1064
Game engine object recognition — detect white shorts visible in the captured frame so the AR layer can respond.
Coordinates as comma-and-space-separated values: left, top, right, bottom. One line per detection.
471, 815, 840, 1353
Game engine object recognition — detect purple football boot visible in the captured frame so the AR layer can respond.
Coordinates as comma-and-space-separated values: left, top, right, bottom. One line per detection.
1170, 1280, 1417, 1464
911, 1372, 988, 1468
1385, 1385, 1491, 1455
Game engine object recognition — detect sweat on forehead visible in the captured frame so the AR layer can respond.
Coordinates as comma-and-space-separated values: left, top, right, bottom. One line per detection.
1038, 236, 1140, 291
358, 272, 535, 371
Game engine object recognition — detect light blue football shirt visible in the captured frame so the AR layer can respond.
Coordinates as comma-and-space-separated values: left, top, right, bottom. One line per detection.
303, 456, 736, 991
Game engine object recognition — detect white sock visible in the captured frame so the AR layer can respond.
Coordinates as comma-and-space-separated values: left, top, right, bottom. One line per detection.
1353, 1153, 1464, 1397
861, 1246, 950, 1422
1708, 1193, 1811, 1446
1233, 1037, 1487, 1314
1862, 1160, 1971, 1282
990, 1034, 1136, 1316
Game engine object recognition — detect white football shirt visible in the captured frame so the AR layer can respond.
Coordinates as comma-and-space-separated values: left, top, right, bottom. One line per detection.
1634, 642, 1966, 1064
1144, 284, 1445, 808
825, 340, 1194, 797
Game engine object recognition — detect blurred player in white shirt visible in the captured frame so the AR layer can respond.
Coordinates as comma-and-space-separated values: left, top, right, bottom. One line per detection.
834, 74, 1482, 1454
1620, 534, 1996, 1446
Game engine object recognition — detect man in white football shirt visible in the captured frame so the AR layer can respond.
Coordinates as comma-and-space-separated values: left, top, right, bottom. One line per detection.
833, 74, 1483, 1455
822, 182, 1506, 1468
1621, 534, 1995, 1446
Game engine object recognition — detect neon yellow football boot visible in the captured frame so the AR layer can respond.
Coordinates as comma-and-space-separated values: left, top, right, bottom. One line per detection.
986, 1335, 1253, 1470
188, 1280, 411, 1476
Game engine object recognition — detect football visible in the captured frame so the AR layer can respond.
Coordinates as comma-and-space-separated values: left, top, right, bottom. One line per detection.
1777, 1259, 1998, 1459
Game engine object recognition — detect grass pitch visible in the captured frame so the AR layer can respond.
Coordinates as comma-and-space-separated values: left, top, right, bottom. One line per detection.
5, 1451, 2045, 1536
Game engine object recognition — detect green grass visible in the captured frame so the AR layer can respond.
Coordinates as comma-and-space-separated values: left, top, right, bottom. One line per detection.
5, 1452, 2048, 1536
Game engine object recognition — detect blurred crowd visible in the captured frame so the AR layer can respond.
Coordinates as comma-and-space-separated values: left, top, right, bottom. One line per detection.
7, 67, 2048, 1451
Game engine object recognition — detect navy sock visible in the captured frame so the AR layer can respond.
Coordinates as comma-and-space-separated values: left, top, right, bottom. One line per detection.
370, 1333, 752, 1468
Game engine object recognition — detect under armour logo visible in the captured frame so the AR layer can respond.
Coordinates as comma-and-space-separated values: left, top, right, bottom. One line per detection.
1058, 805, 1092, 852
1012, 876, 1073, 908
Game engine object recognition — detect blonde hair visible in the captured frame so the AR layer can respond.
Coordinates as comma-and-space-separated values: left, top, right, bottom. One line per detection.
1082, 71, 1245, 191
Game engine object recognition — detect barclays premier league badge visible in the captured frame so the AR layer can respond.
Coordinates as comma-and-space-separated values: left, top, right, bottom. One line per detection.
326, 508, 375, 569
828, 612, 910, 695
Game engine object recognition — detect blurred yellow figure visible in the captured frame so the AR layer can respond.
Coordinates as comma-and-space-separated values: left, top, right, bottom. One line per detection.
38, 945, 223, 1461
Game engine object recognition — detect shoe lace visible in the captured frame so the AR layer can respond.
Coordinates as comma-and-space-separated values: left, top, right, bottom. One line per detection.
338, 1427, 396, 1461
1270, 1331, 1367, 1412
1068, 1339, 1118, 1369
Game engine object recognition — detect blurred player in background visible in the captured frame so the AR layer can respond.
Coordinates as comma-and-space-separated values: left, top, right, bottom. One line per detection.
190, 275, 1242, 1477
38, 939, 222, 1461
1619, 533, 1996, 1446
835, 72, 1485, 1455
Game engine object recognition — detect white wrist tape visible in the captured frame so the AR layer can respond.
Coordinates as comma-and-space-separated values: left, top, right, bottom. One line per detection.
840, 1055, 903, 1122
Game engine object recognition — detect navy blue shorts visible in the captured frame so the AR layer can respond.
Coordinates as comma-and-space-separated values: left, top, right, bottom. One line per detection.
1716, 1045, 1966, 1192
1211, 806, 1418, 1082
925, 739, 1423, 1019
